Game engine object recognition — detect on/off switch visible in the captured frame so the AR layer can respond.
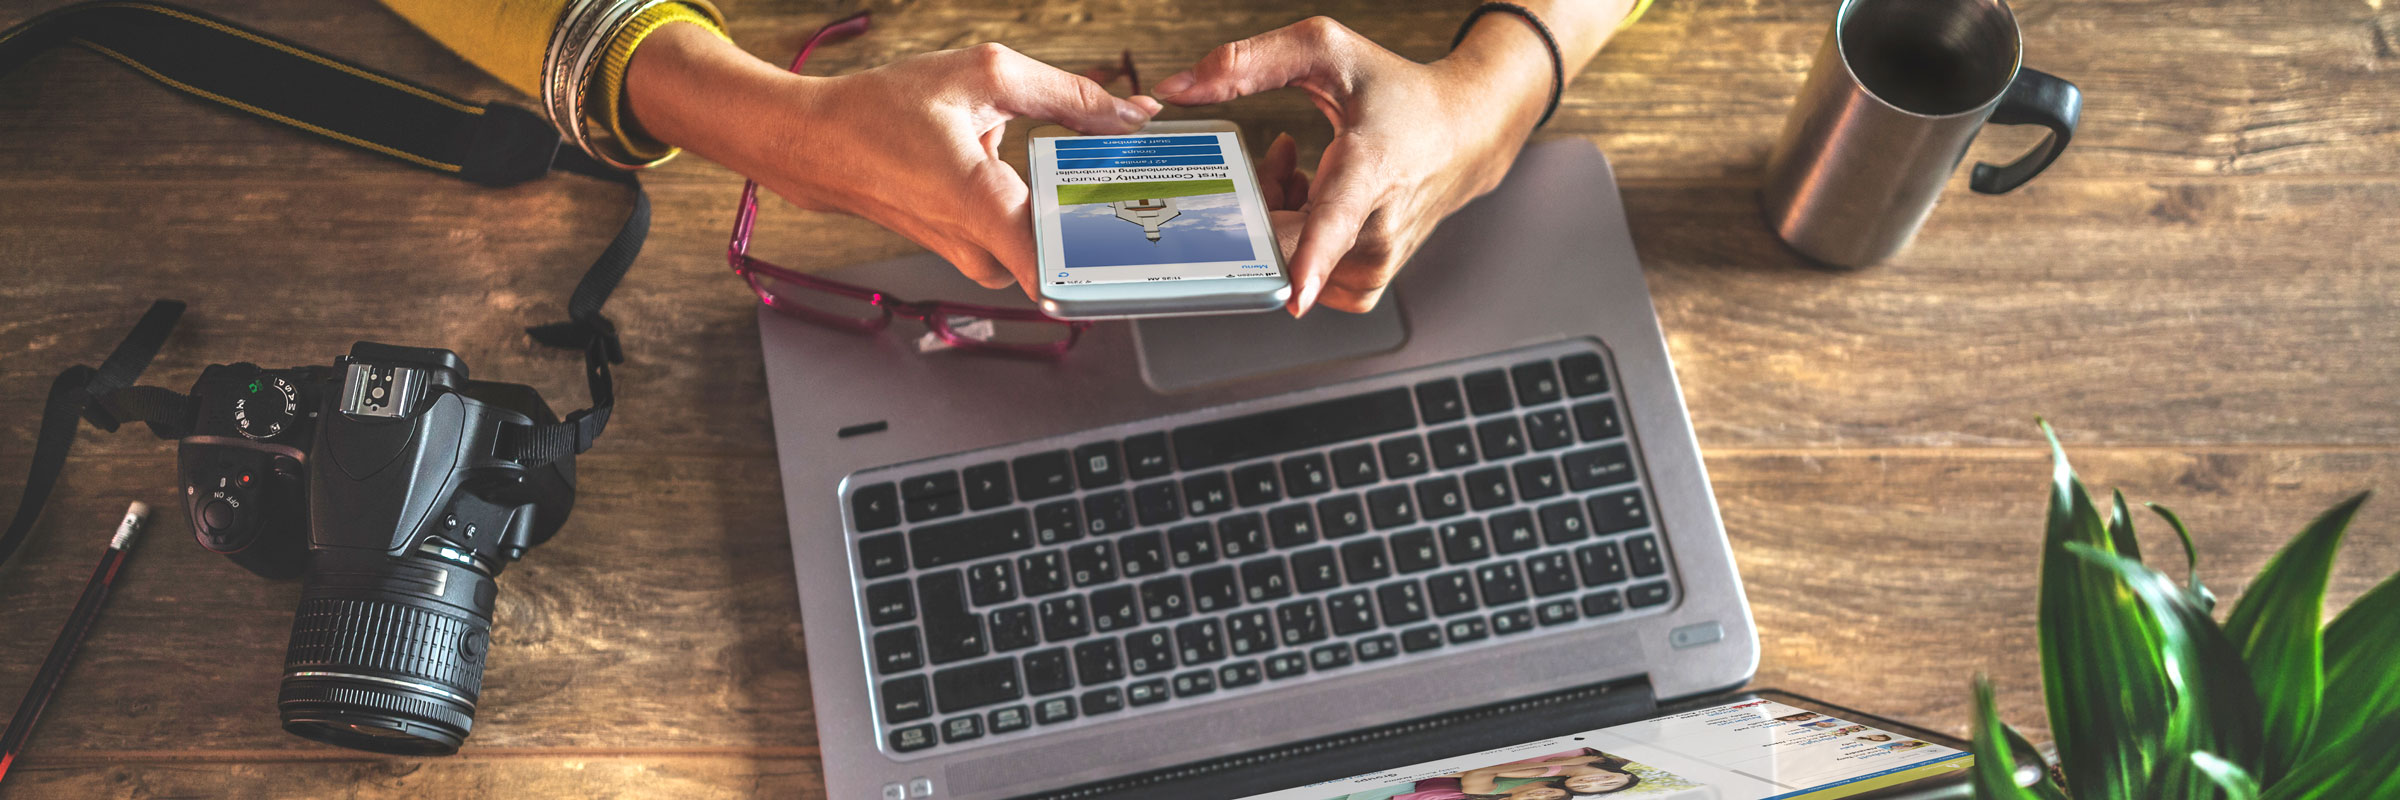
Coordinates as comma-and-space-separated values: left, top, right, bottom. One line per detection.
199, 498, 237, 532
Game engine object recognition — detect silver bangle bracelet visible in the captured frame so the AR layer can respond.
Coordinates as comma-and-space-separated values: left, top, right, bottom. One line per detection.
541, 0, 657, 165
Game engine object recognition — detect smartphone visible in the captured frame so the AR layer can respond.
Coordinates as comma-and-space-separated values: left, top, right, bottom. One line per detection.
1229, 689, 2044, 800
1028, 120, 1291, 319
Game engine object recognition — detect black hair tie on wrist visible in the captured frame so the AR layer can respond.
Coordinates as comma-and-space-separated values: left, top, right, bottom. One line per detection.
1451, 1, 1566, 130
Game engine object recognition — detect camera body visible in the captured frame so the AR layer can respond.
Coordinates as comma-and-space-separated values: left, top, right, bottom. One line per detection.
173, 342, 576, 754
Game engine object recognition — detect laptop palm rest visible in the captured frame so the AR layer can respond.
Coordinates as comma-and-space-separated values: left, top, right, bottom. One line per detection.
1131, 297, 1408, 393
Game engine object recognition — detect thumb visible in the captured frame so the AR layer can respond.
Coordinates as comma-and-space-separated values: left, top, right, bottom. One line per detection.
979, 45, 1156, 134
1154, 17, 1352, 106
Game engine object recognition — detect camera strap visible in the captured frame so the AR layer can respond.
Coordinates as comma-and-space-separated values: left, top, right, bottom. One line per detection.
0, 2, 644, 567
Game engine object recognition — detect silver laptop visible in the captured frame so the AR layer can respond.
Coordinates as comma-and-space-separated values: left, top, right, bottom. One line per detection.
760, 140, 1757, 800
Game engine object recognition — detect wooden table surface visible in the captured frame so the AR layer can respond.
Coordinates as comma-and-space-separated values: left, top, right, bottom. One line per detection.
3, 0, 2395, 796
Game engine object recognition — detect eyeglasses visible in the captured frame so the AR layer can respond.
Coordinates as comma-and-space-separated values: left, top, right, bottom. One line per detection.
726, 12, 1144, 359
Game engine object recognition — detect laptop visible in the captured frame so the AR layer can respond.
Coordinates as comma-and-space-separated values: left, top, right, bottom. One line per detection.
760, 140, 1759, 800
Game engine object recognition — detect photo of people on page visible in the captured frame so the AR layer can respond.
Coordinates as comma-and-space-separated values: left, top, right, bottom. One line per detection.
1057, 179, 1256, 268
1322, 748, 1704, 800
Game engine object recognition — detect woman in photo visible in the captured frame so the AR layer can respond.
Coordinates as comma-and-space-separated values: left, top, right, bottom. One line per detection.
1392, 748, 1645, 799
1856, 733, 1894, 743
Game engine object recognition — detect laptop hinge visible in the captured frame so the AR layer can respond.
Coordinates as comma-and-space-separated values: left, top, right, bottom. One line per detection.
1009, 675, 1661, 800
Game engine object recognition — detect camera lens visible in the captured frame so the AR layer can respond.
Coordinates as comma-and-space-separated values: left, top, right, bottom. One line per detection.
278, 549, 496, 755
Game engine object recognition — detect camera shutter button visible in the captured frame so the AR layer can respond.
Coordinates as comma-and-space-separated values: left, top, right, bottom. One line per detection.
199, 498, 238, 532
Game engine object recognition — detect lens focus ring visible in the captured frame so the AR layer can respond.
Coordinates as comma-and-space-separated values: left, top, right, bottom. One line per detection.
284, 597, 488, 695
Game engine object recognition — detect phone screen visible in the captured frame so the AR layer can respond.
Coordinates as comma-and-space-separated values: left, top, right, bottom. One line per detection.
1234, 697, 1972, 800
1031, 131, 1282, 288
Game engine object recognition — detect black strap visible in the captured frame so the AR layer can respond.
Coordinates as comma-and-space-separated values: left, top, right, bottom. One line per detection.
0, 301, 184, 569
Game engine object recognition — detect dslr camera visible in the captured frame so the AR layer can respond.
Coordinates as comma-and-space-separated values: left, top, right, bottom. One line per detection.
170, 342, 576, 754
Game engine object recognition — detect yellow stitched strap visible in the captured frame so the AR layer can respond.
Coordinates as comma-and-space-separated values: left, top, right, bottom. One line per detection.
1620, 0, 1655, 30
80, 1, 483, 115
591, 2, 727, 167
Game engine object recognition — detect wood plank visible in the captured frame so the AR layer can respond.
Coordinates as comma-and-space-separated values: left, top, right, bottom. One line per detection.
0, 755, 827, 799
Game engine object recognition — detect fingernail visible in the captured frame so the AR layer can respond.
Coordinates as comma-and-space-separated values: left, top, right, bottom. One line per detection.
1118, 102, 1149, 127
1153, 72, 1195, 100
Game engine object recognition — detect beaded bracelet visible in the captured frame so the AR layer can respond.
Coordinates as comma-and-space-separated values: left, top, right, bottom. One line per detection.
1449, 2, 1566, 130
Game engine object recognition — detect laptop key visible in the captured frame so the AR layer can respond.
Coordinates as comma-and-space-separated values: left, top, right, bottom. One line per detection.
1416, 475, 1467, 520
858, 533, 908, 578
1118, 532, 1168, 578
1081, 687, 1124, 716
1378, 581, 1430, 624
1264, 652, 1309, 680
967, 560, 1017, 606
1491, 607, 1535, 636
1183, 472, 1234, 517
1033, 500, 1083, 545
1438, 519, 1490, 564
1075, 441, 1125, 488
1390, 529, 1441, 573
1241, 558, 1292, 602
1400, 625, 1444, 653
1083, 490, 1134, 535
1281, 454, 1333, 497
1013, 451, 1076, 501
933, 657, 1022, 714
1465, 467, 1514, 511
1124, 432, 1174, 480
891, 723, 938, 752
1626, 535, 1667, 577
1512, 360, 1562, 405
1171, 388, 1417, 471
1330, 444, 1380, 488
1327, 590, 1378, 635
1340, 539, 1392, 583
902, 471, 963, 522
852, 483, 901, 531
1528, 551, 1578, 596
1019, 551, 1067, 597
1175, 618, 1226, 664
1445, 616, 1491, 644
1563, 444, 1636, 491
1190, 566, 1241, 613
1277, 599, 1327, 645
1038, 596, 1089, 642
1355, 633, 1400, 662
989, 705, 1031, 734
1489, 510, 1539, 555
883, 675, 931, 722
1476, 417, 1528, 460
1141, 576, 1191, 622
911, 509, 1033, 570
873, 628, 924, 675
963, 461, 1012, 510
1513, 457, 1564, 501
1232, 463, 1283, 507
1366, 486, 1417, 529
1134, 481, 1183, 527
1035, 696, 1078, 725
917, 572, 988, 664
1220, 512, 1271, 557
1428, 426, 1478, 469
1291, 547, 1342, 593
1576, 541, 1628, 586
1559, 353, 1609, 397
1091, 586, 1139, 633
1310, 643, 1354, 671
1318, 495, 1370, 538
1539, 500, 1589, 545
1023, 648, 1073, 695
1127, 678, 1170, 706
1067, 541, 1117, 587
1379, 435, 1431, 479
1429, 571, 1480, 616
1525, 408, 1574, 451
1218, 659, 1264, 689
1167, 523, 1218, 567
1573, 400, 1622, 442
1463, 370, 1514, 415
1173, 669, 1217, 698
1227, 609, 1276, 656
1583, 590, 1625, 617
1416, 378, 1467, 424
990, 605, 1038, 651
1589, 490, 1650, 535
1074, 639, 1124, 684
1125, 628, 1176, 676
866, 580, 915, 626
1537, 599, 1581, 626
1476, 562, 1529, 606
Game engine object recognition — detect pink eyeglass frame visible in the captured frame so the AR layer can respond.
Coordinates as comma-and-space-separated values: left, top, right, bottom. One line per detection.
724, 10, 1097, 358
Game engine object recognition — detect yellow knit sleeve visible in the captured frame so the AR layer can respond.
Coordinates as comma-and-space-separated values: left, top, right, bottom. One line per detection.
1620, 0, 1654, 30
377, 0, 564, 97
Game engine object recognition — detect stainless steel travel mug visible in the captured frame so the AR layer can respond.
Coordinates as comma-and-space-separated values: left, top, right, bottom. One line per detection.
1761, 0, 2081, 267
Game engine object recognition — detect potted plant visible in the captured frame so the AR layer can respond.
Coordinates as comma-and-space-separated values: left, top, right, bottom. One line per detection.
1968, 423, 2400, 799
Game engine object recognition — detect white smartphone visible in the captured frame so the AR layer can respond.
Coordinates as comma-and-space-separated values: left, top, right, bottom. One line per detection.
1028, 120, 1291, 320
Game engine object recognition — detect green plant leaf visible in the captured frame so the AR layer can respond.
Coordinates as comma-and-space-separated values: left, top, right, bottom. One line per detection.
2220, 492, 2368, 783
2186, 752, 2260, 800
2312, 567, 2400, 751
1970, 677, 2070, 800
2258, 710, 2400, 800
2064, 542, 2263, 799
2145, 502, 2217, 612
2108, 489, 2144, 562
2036, 421, 2172, 799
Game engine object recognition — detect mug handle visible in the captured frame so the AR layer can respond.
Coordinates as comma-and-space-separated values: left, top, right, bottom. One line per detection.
1970, 68, 2082, 194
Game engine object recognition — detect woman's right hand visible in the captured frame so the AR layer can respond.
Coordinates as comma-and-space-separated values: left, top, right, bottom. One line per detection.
627, 22, 1160, 296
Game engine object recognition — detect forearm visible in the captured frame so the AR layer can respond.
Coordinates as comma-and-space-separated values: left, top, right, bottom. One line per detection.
1441, 0, 1637, 132
621, 22, 814, 180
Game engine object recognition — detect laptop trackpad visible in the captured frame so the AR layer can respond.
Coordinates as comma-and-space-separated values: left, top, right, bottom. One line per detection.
1132, 296, 1408, 393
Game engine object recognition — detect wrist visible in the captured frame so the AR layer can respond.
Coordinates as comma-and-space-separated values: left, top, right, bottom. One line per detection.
1440, 14, 1557, 136
625, 22, 821, 175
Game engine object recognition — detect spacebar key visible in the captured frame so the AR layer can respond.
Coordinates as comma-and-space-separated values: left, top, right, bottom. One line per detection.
1173, 387, 1419, 471
911, 509, 1034, 569
934, 657, 1024, 714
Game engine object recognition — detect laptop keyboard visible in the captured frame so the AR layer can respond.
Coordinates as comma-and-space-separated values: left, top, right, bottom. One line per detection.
843, 340, 1677, 756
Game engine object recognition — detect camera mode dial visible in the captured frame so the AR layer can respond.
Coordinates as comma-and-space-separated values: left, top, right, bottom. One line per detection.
235, 376, 300, 440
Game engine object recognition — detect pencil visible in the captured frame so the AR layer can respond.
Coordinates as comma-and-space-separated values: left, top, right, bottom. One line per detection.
0, 501, 148, 785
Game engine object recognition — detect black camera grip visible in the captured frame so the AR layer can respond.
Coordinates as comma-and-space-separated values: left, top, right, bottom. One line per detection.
1971, 67, 2081, 194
